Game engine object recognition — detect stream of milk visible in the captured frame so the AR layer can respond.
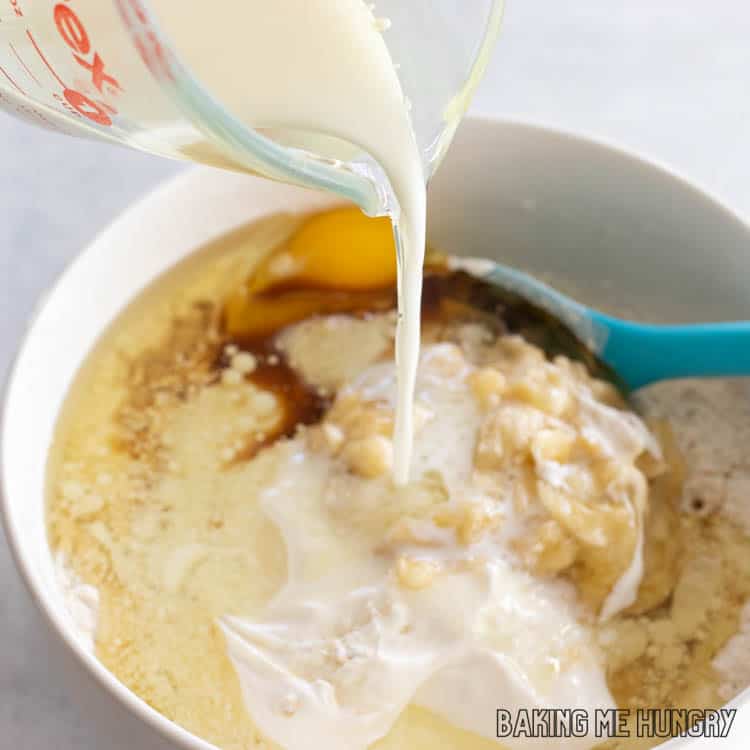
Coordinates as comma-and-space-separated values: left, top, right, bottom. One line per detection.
150, 0, 426, 482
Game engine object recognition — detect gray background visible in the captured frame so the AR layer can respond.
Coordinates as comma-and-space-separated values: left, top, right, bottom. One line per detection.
2, 1, 749, 747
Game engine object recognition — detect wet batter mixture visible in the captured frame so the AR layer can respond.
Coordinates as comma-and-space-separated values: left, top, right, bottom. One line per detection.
47, 208, 750, 750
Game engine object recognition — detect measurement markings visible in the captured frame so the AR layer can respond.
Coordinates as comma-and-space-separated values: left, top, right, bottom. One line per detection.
26, 30, 65, 88
0, 62, 24, 95
9, 41, 41, 85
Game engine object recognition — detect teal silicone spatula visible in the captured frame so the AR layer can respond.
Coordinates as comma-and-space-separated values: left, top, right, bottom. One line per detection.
476, 262, 750, 392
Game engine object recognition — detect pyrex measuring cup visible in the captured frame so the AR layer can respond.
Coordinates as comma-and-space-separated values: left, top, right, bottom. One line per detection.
0, 1, 502, 215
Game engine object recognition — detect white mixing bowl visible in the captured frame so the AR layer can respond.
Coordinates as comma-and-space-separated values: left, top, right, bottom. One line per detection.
3, 118, 749, 749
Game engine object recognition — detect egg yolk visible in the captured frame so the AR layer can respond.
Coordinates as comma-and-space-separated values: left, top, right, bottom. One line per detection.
224, 207, 398, 339
251, 206, 397, 293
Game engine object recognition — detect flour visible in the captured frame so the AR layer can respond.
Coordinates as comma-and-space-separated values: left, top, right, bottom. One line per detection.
637, 379, 750, 533
54, 553, 99, 653
713, 604, 750, 702
637, 378, 750, 706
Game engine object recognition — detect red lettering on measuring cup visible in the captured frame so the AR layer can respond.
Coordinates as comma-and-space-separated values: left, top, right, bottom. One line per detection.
50, 2, 122, 125
54, 5, 90, 55
72, 52, 121, 94
63, 88, 112, 126
117, 0, 172, 82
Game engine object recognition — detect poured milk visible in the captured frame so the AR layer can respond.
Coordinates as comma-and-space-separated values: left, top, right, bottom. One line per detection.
220, 345, 619, 750
149, 0, 426, 482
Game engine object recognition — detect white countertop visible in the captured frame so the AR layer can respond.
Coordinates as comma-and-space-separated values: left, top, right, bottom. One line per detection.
2, 1, 750, 747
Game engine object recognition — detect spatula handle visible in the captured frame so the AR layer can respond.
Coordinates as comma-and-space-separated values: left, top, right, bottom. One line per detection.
593, 314, 750, 390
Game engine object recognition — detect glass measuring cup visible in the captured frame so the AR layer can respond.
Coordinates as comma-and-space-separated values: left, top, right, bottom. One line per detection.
0, 0, 502, 215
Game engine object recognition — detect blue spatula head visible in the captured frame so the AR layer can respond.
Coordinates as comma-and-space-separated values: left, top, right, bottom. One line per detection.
478, 259, 750, 391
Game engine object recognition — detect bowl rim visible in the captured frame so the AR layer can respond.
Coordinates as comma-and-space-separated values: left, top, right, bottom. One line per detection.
2, 115, 749, 750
